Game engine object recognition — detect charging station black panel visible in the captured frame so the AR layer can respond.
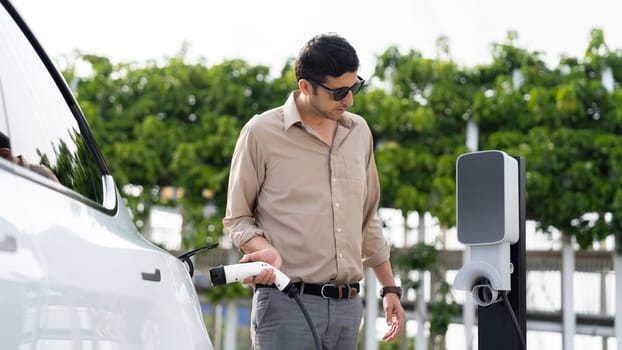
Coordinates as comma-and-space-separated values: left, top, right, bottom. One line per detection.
457, 151, 506, 244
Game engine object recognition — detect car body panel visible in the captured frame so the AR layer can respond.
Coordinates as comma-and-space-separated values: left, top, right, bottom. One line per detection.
0, 0, 214, 348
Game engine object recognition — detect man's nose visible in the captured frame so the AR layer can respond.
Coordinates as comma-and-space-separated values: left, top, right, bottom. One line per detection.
340, 91, 354, 107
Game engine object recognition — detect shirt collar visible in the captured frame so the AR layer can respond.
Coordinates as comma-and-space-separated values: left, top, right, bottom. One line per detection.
283, 91, 355, 131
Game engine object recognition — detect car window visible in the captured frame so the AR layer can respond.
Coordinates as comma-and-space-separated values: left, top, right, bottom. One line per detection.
0, 5, 105, 205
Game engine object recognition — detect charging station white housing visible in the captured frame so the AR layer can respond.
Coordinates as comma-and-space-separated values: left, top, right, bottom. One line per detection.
453, 150, 519, 306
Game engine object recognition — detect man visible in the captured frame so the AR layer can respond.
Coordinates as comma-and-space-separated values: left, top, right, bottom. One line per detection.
223, 33, 405, 349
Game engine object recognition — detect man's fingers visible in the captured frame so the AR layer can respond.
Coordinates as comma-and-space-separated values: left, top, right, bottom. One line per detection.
382, 323, 399, 341
242, 268, 275, 286
258, 268, 276, 284
382, 315, 402, 342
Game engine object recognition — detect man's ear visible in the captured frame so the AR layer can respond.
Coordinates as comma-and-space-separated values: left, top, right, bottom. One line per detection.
298, 79, 313, 96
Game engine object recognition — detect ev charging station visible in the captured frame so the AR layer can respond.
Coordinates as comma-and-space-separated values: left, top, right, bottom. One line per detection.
454, 151, 526, 349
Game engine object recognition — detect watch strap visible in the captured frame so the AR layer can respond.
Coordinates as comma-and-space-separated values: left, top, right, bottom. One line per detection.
380, 286, 402, 298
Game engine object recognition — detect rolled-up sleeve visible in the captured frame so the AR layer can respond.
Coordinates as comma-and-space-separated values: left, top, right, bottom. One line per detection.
361, 131, 390, 268
223, 122, 267, 248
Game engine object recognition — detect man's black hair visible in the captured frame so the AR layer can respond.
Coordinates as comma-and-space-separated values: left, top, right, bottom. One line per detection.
295, 33, 359, 84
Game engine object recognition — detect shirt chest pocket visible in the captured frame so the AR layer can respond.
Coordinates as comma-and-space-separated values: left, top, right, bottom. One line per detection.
345, 157, 366, 194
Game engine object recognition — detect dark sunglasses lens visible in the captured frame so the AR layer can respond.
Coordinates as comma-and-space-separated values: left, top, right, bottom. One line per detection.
351, 80, 364, 95
333, 81, 365, 100
333, 88, 350, 100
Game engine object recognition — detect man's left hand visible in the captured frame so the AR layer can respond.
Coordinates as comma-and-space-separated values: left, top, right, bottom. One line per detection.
381, 294, 405, 342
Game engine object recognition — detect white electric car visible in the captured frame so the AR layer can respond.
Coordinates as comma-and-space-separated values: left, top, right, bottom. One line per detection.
0, 1, 214, 348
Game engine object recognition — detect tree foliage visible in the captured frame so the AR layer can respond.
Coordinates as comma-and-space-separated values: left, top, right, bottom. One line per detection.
63, 51, 294, 247
358, 29, 622, 251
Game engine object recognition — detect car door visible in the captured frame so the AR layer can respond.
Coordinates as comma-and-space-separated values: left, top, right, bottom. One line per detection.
0, 70, 48, 350
0, 1, 212, 349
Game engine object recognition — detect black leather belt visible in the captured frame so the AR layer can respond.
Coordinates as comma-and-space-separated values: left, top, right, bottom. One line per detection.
256, 282, 360, 300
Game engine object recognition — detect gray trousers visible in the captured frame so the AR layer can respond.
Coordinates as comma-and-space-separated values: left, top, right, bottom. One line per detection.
251, 287, 364, 350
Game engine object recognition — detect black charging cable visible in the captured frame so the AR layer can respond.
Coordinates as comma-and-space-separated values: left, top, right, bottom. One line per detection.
182, 243, 322, 350
501, 291, 526, 350
283, 285, 322, 350
178, 243, 219, 277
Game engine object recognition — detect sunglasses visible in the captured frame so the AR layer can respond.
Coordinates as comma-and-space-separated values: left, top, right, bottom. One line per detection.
309, 76, 366, 101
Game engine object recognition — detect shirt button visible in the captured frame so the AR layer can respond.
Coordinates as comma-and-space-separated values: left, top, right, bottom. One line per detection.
337, 228, 342, 232
339, 253, 343, 258
335, 202, 340, 207
332, 178, 337, 182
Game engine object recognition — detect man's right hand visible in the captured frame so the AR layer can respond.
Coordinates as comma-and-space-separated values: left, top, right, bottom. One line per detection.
239, 237, 282, 285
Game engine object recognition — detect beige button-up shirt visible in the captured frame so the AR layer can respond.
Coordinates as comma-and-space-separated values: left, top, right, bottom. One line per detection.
223, 91, 390, 284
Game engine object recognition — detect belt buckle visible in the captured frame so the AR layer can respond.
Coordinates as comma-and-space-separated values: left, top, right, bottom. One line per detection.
320, 283, 335, 299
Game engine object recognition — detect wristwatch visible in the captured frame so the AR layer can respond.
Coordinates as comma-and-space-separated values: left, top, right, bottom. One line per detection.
380, 286, 402, 298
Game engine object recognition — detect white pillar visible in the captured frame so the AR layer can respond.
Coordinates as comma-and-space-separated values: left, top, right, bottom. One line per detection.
222, 247, 238, 350
614, 250, 622, 350
365, 267, 378, 350
562, 235, 575, 350
415, 270, 427, 350
223, 301, 238, 350
415, 212, 427, 350
466, 119, 479, 152
213, 303, 223, 350
600, 266, 608, 350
